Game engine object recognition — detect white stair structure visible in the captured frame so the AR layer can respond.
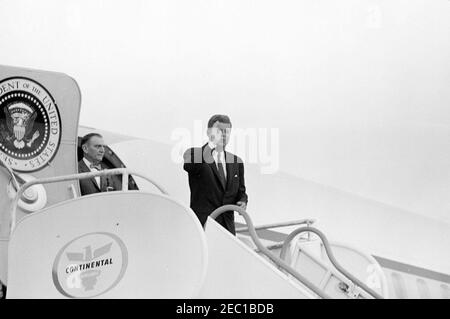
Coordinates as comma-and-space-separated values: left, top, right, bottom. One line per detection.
3, 170, 208, 298
199, 218, 317, 298
204, 205, 385, 299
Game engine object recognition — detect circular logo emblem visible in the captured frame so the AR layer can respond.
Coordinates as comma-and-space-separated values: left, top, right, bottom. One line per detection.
0, 77, 61, 171
52, 232, 128, 298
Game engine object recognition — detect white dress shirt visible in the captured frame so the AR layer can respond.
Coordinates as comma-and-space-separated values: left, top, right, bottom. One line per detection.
208, 141, 227, 179
83, 157, 101, 187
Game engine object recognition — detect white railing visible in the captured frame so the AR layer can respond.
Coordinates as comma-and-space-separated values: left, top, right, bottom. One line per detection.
10, 168, 168, 232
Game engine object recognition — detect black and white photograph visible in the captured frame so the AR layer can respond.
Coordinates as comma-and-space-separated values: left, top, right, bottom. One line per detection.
0, 0, 449, 305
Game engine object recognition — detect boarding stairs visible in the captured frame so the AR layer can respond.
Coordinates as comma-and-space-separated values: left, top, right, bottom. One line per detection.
1, 163, 387, 298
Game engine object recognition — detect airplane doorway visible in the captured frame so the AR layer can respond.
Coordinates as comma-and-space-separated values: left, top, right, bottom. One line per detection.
77, 137, 139, 191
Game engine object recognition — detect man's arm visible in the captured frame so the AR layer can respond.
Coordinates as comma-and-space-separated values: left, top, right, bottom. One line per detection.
236, 161, 248, 209
183, 147, 202, 175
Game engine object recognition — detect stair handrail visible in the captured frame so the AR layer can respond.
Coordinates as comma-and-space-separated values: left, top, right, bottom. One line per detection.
209, 204, 330, 299
236, 219, 316, 233
279, 226, 383, 299
10, 168, 169, 232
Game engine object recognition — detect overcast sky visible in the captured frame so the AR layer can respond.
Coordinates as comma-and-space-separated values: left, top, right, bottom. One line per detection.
0, 0, 449, 223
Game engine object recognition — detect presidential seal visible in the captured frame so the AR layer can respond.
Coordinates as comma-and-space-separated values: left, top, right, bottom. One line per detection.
52, 232, 128, 298
0, 77, 61, 171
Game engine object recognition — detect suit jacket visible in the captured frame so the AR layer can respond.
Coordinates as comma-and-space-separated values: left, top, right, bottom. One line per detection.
78, 160, 120, 196
183, 143, 248, 235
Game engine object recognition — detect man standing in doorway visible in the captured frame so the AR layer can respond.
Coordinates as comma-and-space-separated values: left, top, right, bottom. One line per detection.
183, 114, 248, 235
78, 133, 119, 195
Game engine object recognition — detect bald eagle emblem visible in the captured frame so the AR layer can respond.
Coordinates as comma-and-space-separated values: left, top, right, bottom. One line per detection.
3, 102, 40, 150
0, 77, 62, 172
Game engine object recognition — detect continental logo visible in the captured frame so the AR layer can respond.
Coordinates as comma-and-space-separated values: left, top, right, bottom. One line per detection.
0, 77, 61, 172
52, 232, 128, 298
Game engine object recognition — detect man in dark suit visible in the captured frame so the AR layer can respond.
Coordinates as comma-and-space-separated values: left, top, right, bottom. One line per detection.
78, 133, 119, 196
183, 114, 248, 235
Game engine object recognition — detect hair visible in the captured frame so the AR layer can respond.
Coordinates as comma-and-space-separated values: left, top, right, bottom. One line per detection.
81, 133, 103, 147
207, 114, 232, 128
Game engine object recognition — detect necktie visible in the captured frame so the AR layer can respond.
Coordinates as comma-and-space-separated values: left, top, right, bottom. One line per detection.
215, 151, 227, 189
90, 164, 101, 170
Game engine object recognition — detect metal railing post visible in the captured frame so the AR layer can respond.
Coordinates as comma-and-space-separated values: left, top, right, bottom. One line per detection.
122, 172, 129, 192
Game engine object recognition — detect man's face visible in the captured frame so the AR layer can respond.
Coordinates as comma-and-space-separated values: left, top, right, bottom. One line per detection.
83, 136, 105, 163
208, 121, 232, 148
